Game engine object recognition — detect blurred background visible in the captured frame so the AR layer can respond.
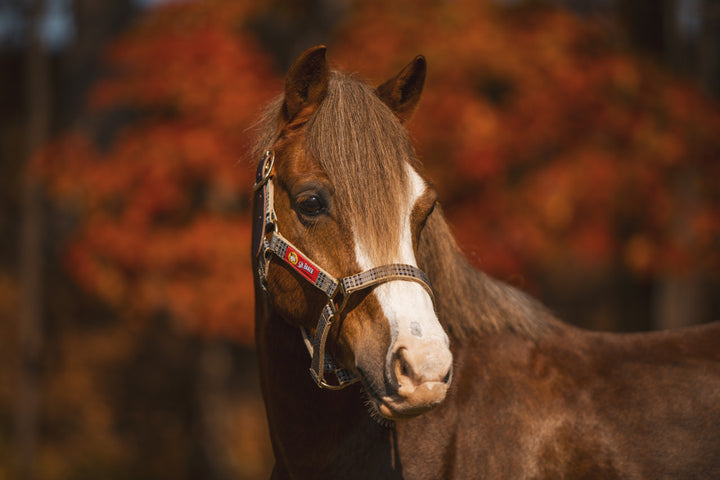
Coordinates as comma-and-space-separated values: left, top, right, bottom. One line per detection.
2, 0, 719, 478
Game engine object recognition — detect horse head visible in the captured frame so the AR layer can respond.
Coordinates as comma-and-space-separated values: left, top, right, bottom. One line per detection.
254, 46, 452, 420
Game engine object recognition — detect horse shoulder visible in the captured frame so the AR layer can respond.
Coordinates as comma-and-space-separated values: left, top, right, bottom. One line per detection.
398, 321, 720, 479
533, 322, 720, 478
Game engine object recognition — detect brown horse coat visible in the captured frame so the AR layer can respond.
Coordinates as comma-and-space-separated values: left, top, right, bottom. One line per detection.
253, 46, 720, 480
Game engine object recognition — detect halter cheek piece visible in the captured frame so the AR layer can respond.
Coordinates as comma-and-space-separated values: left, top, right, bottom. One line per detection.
253, 150, 436, 390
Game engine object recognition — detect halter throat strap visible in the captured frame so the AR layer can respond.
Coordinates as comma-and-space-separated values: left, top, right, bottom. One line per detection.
253, 150, 435, 390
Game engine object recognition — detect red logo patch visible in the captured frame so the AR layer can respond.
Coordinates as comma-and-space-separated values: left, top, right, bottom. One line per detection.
284, 246, 319, 283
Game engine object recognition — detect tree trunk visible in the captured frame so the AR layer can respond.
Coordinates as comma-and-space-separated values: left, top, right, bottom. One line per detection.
16, 1, 49, 478
698, 0, 720, 97
653, 272, 709, 330
652, 0, 715, 331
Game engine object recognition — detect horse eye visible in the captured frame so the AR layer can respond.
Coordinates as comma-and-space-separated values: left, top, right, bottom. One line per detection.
297, 194, 326, 216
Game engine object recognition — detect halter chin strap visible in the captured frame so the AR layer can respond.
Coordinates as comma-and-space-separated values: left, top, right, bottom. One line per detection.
253, 150, 435, 390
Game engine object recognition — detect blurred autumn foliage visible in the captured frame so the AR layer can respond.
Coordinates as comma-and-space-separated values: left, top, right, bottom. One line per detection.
36, 0, 720, 342
377, 3, 720, 278
3, 0, 719, 478
37, 1, 281, 340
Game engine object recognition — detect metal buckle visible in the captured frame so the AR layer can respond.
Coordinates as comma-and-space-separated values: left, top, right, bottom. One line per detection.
252, 150, 275, 192
257, 247, 273, 292
333, 281, 351, 316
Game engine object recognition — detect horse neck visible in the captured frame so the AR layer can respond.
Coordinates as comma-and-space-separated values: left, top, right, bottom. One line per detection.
416, 206, 556, 343
253, 287, 397, 476
253, 289, 355, 424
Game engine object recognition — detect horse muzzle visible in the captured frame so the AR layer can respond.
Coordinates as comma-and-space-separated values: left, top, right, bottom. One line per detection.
373, 338, 453, 419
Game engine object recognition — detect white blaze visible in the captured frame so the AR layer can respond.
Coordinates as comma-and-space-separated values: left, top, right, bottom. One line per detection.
353, 163, 450, 378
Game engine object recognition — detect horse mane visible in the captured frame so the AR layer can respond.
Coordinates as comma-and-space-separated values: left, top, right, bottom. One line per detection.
416, 205, 559, 342
307, 72, 415, 260
251, 69, 557, 342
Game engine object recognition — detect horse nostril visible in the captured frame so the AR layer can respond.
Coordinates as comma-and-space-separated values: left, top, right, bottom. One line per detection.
443, 366, 452, 385
390, 343, 453, 393
401, 358, 410, 378
394, 348, 414, 385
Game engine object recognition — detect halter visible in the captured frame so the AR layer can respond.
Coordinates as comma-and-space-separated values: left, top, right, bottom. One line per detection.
253, 150, 436, 390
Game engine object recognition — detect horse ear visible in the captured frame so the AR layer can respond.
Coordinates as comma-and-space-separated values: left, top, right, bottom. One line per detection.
283, 45, 329, 123
377, 55, 426, 123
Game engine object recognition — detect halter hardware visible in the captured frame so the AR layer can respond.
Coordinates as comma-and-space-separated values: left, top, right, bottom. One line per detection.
253, 149, 435, 390
252, 150, 275, 192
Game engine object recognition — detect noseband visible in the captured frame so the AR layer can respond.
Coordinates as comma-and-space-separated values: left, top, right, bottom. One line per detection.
253, 150, 435, 390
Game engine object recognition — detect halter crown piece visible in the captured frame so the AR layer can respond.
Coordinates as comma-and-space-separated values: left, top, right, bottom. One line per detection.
253, 150, 436, 390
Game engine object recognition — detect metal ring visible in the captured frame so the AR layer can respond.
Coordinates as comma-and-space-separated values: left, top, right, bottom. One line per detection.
252, 150, 275, 191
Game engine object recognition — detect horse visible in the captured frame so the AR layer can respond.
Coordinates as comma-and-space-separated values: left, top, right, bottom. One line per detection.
251, 45, 720, 479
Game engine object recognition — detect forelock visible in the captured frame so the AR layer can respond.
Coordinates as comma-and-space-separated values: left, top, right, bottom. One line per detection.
306, 72, 416, 262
